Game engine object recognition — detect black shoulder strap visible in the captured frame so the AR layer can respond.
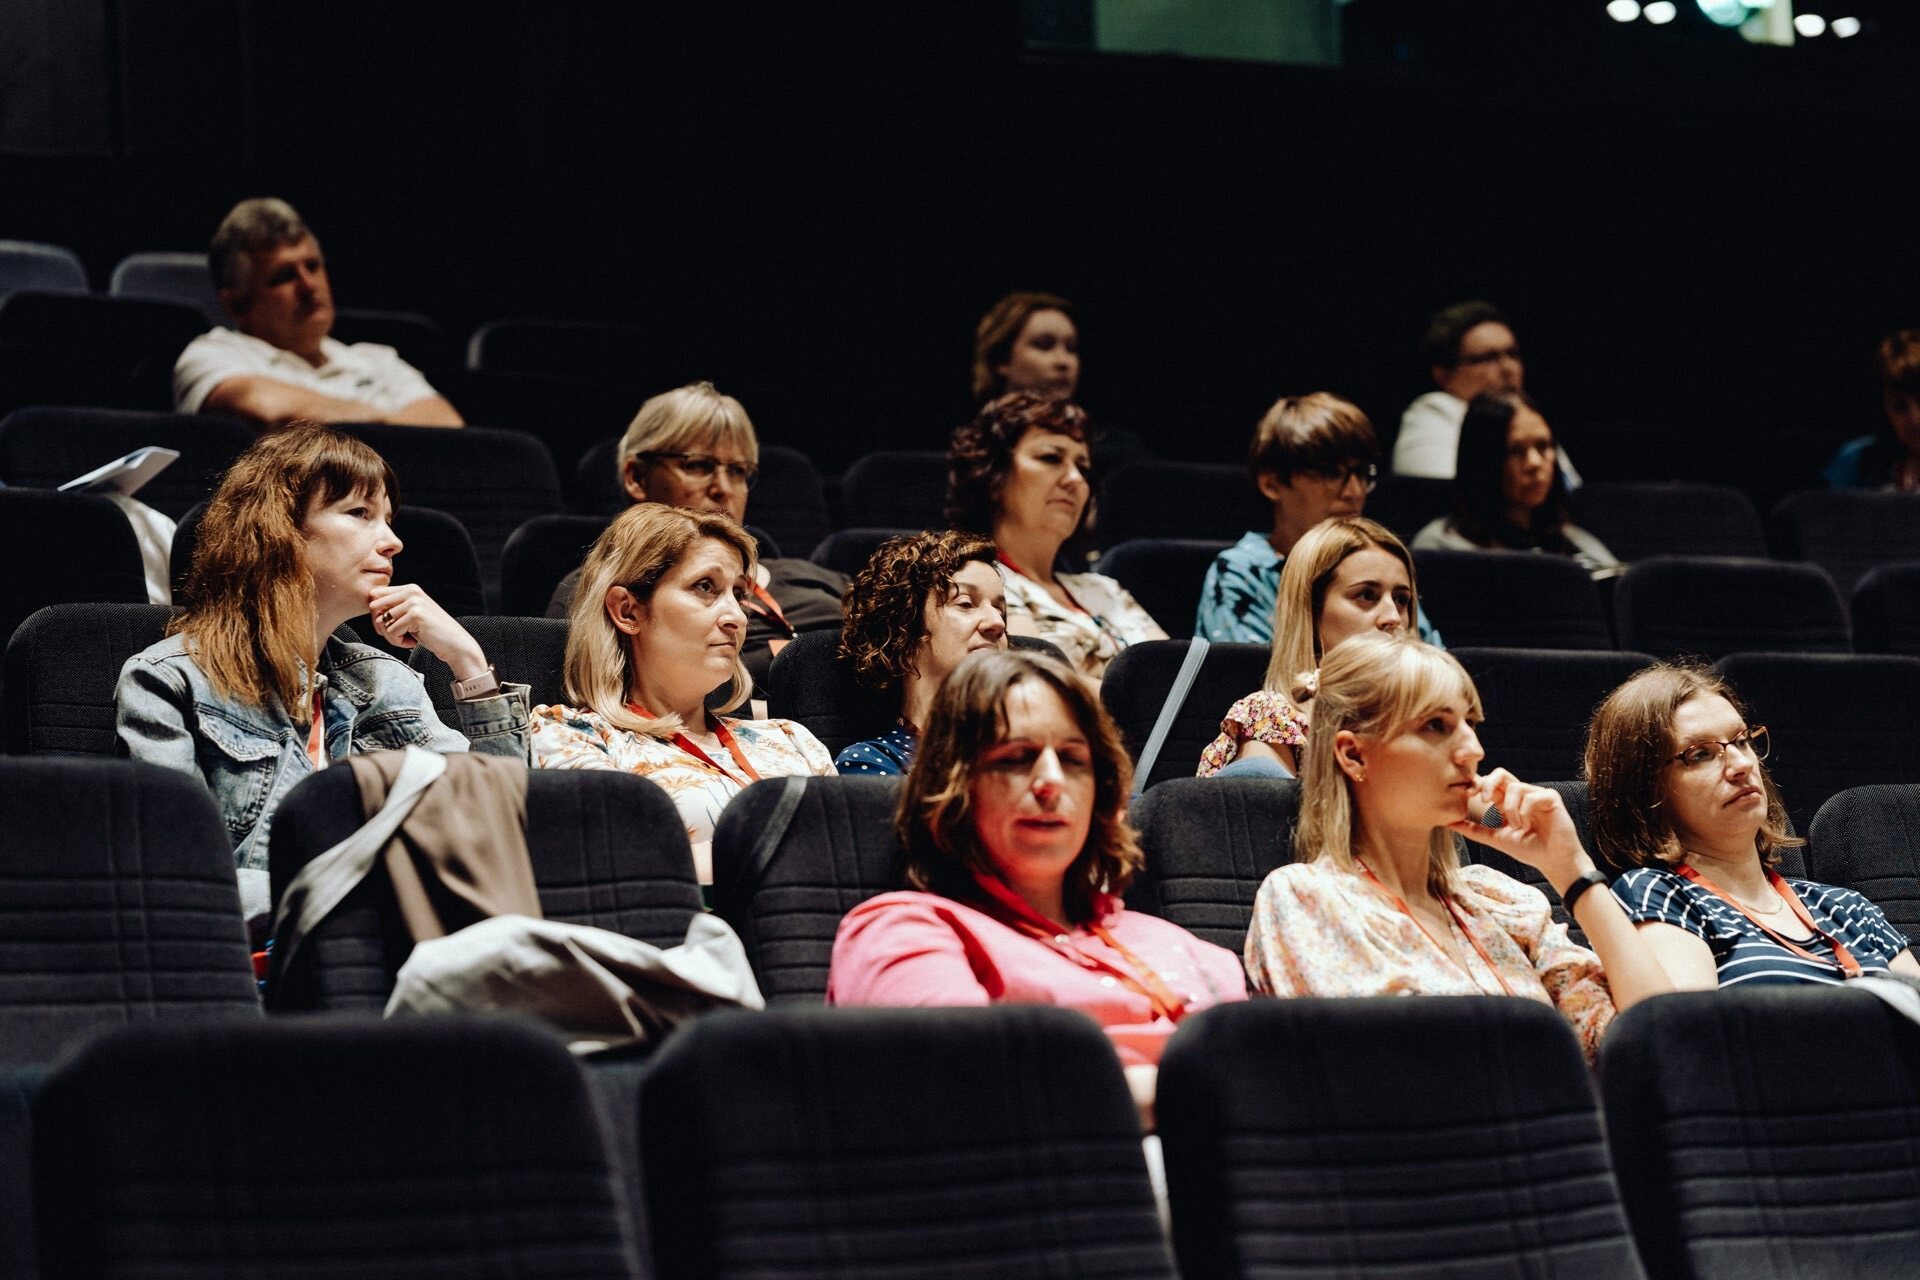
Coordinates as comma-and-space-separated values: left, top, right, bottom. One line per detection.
741, 774, 808, 893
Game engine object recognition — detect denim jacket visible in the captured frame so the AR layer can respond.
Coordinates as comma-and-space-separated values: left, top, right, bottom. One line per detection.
115, 631, 532, 872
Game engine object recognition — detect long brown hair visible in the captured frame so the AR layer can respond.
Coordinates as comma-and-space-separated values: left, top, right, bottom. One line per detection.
896, 648, 1141, 924
172, 424, 398, 725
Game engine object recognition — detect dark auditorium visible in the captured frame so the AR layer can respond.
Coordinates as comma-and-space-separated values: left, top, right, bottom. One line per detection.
7, 2, 1920, 1277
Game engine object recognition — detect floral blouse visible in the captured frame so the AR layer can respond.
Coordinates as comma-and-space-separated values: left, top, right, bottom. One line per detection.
1245, 860, 1617, 1061
1197, 688, 1310, 776
530, 704, 836, 882
999, 564, 1167, 681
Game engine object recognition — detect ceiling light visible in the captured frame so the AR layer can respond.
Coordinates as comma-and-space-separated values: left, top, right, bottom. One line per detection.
1608, 0, 1643, 20
1794, 12, 1827, 36
1644, 1, 1678, 24
1831, 16, 1861, 37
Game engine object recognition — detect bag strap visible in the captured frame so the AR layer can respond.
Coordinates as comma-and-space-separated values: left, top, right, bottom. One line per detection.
1131, 637, 1210, 797
737, 774, 808, 896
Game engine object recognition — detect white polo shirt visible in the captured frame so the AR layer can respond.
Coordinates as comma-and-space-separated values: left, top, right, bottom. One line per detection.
173, 327, 443, 417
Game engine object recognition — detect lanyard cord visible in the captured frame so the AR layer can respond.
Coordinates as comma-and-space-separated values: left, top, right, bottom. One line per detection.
1675, 863, 1862, 978
741, 577, 794, 638
626, 701, 764, 783
997, 552, 1089, 616
971, 873, 1188, 1022
1356, 857, 1518, 997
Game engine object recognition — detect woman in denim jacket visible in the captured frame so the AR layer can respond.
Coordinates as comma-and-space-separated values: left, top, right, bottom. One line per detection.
115, 426, 530, 918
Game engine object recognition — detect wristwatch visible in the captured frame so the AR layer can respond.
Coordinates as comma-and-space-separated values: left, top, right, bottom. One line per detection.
450, 664, 502, 701
1560, 868, 1610, 916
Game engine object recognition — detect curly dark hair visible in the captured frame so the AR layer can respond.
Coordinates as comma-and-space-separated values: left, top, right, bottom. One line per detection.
945, 391, 1096, 549
838, 530, 998, 692
897, 648, 1143, 925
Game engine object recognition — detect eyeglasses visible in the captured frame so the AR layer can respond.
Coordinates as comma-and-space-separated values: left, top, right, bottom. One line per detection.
1299, 462, 1379, 492
640, 452, 760, 488
1668, 726, 1769, 770
1457, 345, 1522, 367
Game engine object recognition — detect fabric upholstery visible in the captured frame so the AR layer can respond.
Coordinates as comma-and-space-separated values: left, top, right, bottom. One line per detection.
739, 444, 832, 562
1806, 784, 1920, 945
1159, 996, 1644, 1280
1455, 647, 1657, 781
1099, 538, 1232, 642
411, 615, 568, 730
266, 764, 702, 1012
498, 512, 611, 618
1601, 987, 1920, 1280
0, 406, 255, 520
0, 240, 87, 295
1125, 776, 1300, 952
838, 449, 950, 529
0, 757, 257, 1066
1614, 556, 1849, 659
1714, 652, 1920, 834
0, 291, 205, 414
1366, 473, 1453, 544
0, 494, 151, 659
805, 526, 916, 576
3, 602, 174, 755
330, 306, 447, 373
1772, 489, 1920, 599
1570, 482, 1766, 563
640, 1005, 1173, 1279
34, 1017, 640, 1279
709, 775, 906, 1004
107, 250, 221, 319
0, 1064, 44, 1280
1412, 548, 1613, 649
1852, 563, 1920, 656
1100, 640, 1270, 789
1098, 460, 1269, 547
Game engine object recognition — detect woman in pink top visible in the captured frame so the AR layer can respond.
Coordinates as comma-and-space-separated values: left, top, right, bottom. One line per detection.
829, 648, 1246, 1117
1243, 631, 1672, 1061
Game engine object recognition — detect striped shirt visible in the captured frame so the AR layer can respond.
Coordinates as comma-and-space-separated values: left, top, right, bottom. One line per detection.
1611, 866, 1911, 987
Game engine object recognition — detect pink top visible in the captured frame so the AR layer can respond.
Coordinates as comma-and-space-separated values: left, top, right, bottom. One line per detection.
828, 880, 1249, 1066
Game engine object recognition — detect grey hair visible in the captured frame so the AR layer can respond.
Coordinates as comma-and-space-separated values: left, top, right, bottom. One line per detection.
209, 198, 315, 293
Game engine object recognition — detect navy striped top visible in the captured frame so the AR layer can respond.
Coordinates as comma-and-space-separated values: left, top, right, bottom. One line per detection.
1611, 866, 1911, 987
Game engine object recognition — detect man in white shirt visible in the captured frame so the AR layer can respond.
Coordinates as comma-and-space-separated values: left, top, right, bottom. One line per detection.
172, 198, 463, 428
1392, 299, 1578, 484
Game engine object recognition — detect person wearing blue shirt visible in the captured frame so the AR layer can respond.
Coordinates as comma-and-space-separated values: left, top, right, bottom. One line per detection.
1822, 328, 1920, 492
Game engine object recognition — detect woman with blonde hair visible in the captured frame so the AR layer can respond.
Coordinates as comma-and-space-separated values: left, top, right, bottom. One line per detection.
1243, 631, 1671, 1060
116, 424, 529, 916
1590, 662, 1917, 987
530, 503, 834, 881
1198, 516, 1417, 778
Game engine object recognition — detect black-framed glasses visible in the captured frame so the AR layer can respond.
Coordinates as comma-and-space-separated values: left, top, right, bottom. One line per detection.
1668, 726, 1769, 770
640, 451, 760, 488
1300, 461, 1379, 492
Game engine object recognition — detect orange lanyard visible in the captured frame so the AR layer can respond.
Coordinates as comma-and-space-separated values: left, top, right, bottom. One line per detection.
973, 873, 1189, 1022
1356, 858, 1517, 996
626, 702, 763, 784
304, 688, 327, 770
997, 552, 1089, 616
741, 577, 794, 638
1676, 863, 1862, 978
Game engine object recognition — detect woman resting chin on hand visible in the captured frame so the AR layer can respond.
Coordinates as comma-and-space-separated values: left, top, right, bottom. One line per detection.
827, 648, 1248, 1130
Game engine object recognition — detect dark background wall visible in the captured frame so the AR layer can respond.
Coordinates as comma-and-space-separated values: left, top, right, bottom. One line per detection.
2, 0, 1917, 507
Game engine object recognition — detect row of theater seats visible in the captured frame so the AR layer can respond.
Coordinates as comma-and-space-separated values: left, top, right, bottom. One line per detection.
4, 754, 1918, 1275
7, 605, 1919, 828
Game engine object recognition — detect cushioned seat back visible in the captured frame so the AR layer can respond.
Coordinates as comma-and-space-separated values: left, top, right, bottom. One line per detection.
333, 423, 563, 611
0, 492, 151, 655
805, 526, 916, 576
330, 307, 447, 373
265, 764, 702, 1012
1098, 460, 1267, 547
34, 1018, 640, 1279
1601, 987, 1920, 1280
1412, 548, 1613, 649
0, 240, 86, 295
1570, 481, 1766, 562
0, 407, 256, 521
1806, 784, 1920, 943
1100, 640, 1271, 789
107, 250, 221, 319
640, 1005, 1174, 1279
839, 449, 950, 528
1159, 997, 1644, 1280
1455, 647, 1657, 780
1366, 473, 1452, 544
498, 513, 611, 618
1125, 777, 1300, 952
744, 444, 832, 559
0, 291, 205, 414
1852, 562, 1920, 656
3, 602, 175, 756
1772, 489, 1920, 599
1099, 538, 1231, 641
1714, 652, 1920, 833
1614, 556, 1849, 659
410, 615, 569, 729
0, 758, 257, 1066
709, 776, 906, 1004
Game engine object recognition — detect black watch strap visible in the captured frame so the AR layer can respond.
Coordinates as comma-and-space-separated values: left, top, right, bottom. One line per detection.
1560, 868, 1610, 917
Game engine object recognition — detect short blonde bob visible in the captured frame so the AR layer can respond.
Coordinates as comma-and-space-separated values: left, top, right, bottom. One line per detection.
1293, 630, 1482, 899
1265, 516, 1419, 705
615, 381, 759, 491
562, 503, 758, 737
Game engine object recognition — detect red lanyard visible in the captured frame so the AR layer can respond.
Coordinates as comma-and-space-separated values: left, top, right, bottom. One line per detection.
304, 688, 327, 770
997, 552, 1088, 616
1676, 863, 1862, 978
741, 577, 794, 638
626, 701, 763, 784
1356, 858, 1517, 996
972, 873, 1189, 1022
